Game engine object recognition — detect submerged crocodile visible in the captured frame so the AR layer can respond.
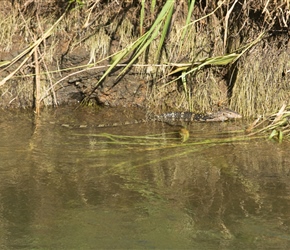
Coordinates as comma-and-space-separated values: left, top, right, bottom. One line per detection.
152, 108, 242, 123
60, 108, 242, 128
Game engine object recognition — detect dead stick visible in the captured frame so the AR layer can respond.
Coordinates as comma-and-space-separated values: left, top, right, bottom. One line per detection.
34, 49, 41, 115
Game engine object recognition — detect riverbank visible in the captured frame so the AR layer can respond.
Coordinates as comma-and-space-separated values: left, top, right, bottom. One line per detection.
0, 1, 289, 117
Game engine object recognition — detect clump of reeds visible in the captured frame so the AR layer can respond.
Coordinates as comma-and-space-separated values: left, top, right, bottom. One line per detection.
246, 104, 290, 142
0, 0, 290, 117
230, 42, 290, 117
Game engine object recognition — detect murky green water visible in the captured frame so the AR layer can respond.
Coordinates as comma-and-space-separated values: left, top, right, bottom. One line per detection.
1, 107, 290, 249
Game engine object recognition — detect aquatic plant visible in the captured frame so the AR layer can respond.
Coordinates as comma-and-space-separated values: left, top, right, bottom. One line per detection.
246, 104, 290, 142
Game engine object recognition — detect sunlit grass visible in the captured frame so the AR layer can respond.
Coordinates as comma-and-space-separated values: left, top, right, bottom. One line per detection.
0, 0, 289, 119
246, 104, 290, 142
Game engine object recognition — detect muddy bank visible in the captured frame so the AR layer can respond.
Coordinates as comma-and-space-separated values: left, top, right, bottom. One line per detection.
0, 1, 289, 116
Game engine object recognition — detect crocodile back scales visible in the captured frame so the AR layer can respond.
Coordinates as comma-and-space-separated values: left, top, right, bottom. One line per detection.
60, 109, 242, 128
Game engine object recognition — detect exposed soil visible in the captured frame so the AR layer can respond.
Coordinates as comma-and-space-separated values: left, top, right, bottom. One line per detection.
0, 0, 290, 116
0, 35, 149, 108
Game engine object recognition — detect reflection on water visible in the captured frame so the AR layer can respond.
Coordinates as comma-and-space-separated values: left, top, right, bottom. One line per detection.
0, 107, 290, 249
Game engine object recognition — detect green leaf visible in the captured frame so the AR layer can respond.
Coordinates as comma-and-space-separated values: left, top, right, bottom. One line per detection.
269, 129, 278, 140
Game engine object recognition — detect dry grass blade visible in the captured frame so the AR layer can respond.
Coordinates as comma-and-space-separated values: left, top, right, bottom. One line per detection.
271, 103, 286, 124
245, 117, 262, 133
0, 5, 69, 86
223, 0, 238, 50
247, 104, 290, 141
140, 0, 145, 35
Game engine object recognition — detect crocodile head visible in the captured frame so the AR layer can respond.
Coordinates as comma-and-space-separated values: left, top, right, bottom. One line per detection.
206, 109, 242, 121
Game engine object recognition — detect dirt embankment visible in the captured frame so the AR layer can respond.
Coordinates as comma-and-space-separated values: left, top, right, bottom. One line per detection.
0, 1, 289, 116
0, 1, 149, 108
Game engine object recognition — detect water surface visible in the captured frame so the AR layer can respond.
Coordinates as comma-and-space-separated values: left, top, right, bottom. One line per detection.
0, 107, 290, 249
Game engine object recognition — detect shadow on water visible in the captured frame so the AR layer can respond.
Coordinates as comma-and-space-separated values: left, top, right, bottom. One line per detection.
0, 107, 290, 249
